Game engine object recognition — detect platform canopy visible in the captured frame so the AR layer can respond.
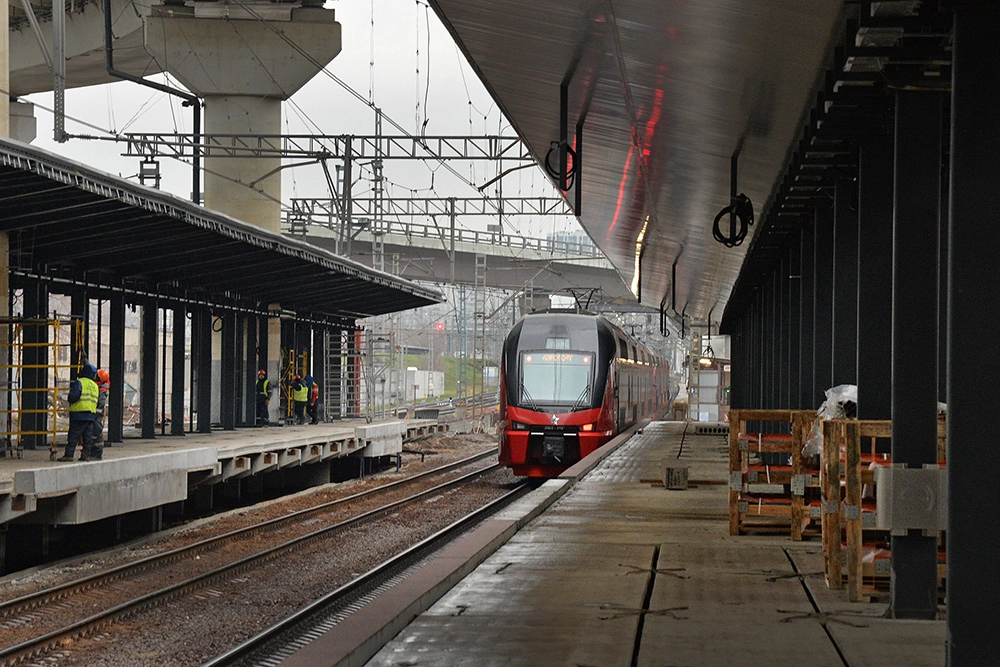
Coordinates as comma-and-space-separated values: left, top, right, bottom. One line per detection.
0, 138, 442, 322
428, 1, 951, 328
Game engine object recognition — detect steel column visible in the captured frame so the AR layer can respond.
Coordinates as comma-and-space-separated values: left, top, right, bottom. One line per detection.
107, 294, 125, 444
890, 89, 942, 620
220, 311, 236, 431
195, 309, 213, 434
948, 3, 1000, 661
788, 237, 802, 409
813, 200, 834, 406
140, 302, 157, 439
833, 176, 858, 386
799, 216, 815, 410
171, 305, 185, 436
70, 289, 87, 364
857, 134, 894, 420
242, 313, 256, 427
778, 251, 790, 409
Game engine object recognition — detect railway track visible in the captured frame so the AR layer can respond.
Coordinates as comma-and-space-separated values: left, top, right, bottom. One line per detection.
0, 449, 502, 667
205, 478, 533, 667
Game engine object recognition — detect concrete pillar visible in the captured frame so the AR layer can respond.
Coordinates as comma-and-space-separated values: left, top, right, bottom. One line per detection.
144, 4, 342, 233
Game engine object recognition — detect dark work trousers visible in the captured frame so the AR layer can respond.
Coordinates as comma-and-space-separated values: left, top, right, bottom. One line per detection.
88, 414, 105, 460
294, 401, 307, 425
64, 418, 94, 459
307, 400, 318, 424
256, 395, 270, 426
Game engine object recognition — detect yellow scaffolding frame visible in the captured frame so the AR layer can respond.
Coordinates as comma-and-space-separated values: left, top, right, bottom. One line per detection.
0, 317, 83, 458
281, 348, 310, 421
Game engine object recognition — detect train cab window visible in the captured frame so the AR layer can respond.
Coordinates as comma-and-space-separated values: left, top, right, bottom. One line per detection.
519, 351, 595, 407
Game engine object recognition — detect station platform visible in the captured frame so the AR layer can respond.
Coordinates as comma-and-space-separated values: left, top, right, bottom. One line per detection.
0, 418, 446, 526
283, 421, 946, 667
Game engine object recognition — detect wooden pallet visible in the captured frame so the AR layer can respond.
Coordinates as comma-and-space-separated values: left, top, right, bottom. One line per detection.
728, 409, 817, 540
821, 418, 947, 601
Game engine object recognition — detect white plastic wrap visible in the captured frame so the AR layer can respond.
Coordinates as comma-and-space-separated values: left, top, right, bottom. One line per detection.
801, 384, 858, 456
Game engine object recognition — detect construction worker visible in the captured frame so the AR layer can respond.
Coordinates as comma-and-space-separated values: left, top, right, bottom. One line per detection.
256, 369, 272, 426
88, 368, 110, 460
305, 375, 319, 424
292, 374, 308, 425
58, 362, 98, 462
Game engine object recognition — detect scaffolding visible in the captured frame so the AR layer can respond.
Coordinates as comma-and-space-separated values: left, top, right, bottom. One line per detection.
0, 317, 83, 458
281, 348, 310, 422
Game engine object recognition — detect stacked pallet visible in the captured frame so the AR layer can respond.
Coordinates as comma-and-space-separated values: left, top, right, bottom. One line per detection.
728, 409, 818, 540
820, 417, 947, 601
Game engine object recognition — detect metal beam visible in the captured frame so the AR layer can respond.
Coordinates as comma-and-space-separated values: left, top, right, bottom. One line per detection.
121, 134, 533, 161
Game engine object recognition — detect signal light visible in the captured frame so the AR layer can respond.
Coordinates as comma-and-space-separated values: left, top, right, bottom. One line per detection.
435, 321, 445, 331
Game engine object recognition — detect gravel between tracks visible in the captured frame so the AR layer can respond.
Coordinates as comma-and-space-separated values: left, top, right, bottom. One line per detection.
55, 456, 516, 665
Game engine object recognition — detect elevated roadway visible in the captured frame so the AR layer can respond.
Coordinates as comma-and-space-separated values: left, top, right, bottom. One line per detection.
288, 218, 645, 310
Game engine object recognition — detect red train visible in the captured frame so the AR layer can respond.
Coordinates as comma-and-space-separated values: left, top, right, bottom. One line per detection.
498, 310, 672, 477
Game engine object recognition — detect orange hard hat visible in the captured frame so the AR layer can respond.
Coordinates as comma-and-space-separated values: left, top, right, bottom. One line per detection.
96, 369, 110, 384
258, 369, 266, 377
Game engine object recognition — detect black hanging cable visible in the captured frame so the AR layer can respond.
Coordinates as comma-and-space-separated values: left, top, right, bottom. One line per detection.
544, 141, 576, 191
712, 193, 754, 247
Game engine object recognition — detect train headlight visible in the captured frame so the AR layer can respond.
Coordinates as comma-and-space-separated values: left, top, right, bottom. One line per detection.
580, 423, 595, 432
511, 421, 528, 430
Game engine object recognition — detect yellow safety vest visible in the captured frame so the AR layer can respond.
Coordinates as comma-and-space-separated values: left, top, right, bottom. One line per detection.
293, 383, 309, 402
70, 377, 99, 413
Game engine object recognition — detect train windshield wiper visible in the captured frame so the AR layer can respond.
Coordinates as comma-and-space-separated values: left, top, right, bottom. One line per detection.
520, 383, 540, 411
571, 384, 591, 411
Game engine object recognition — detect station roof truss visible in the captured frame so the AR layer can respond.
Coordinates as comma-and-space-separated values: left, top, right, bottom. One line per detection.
0, 139, 442, 323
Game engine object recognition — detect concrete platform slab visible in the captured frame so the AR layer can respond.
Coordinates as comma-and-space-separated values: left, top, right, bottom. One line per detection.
0, 418, 438, 526
364, 422, 946, 667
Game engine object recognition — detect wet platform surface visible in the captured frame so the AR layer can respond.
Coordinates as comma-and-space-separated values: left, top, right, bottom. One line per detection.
356, 421, 945, 667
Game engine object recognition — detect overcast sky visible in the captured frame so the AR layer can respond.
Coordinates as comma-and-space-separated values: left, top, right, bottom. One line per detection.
23, 0, 580, 242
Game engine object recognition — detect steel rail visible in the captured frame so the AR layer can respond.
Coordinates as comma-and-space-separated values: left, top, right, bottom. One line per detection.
0, 449, 496, 621
203, 478, 532, 667
0, 456, 502, 666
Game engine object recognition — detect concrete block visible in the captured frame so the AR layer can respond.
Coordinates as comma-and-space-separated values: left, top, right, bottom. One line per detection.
279, 448, 303, 468
222, 456, 252, 481
358, 421, 406, 457
252, 451, 278, 475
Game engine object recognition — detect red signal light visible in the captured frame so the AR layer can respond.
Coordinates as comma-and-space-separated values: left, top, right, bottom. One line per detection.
435, 322, 444, 331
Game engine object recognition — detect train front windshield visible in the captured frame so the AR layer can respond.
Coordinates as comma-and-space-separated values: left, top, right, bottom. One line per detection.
519, 351, 594, 408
